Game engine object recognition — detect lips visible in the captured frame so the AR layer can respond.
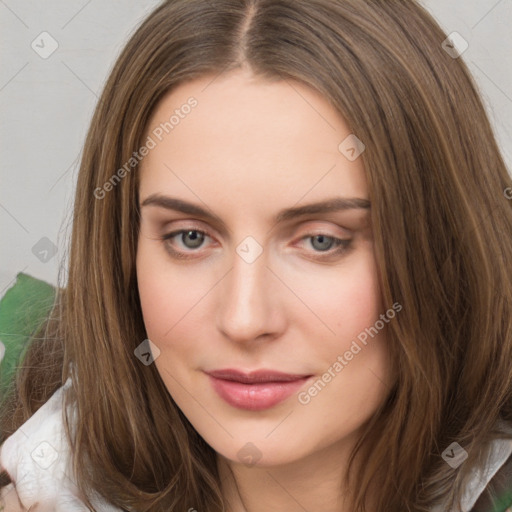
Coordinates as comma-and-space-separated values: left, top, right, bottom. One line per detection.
206, 368, 312, 411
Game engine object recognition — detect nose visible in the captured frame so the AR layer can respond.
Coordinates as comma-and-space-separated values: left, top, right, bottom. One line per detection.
216, 245, 286, 345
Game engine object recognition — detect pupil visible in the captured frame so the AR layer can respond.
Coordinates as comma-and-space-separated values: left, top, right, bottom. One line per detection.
313, 235, 333, 251
184, 231, 204, 248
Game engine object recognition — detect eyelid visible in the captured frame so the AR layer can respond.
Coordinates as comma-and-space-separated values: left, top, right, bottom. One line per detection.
161, 218, 215, 233
161, 220, 350, 243
293, 221, 353, 239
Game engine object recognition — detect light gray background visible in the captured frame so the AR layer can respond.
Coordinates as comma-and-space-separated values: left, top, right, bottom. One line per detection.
1, 0, 511, 297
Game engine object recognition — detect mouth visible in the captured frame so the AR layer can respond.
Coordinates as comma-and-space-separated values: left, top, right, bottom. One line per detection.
205, 368, 313, 411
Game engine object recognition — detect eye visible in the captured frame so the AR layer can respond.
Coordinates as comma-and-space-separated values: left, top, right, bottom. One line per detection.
299, 234, 352, 258
160, 228, 352, 261
308, 234, 337, 251
162, 229, 211, 257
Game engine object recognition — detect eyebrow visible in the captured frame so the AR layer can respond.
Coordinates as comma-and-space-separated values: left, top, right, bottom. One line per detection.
140, 194, 371, 227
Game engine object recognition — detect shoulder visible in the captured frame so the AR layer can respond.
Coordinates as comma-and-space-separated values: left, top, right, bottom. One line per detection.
0, 381, 75, 510
0, 380, 71, 473
0, 379, 124, 511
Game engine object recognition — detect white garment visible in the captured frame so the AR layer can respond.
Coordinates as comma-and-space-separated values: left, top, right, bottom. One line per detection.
431, 426, 512, 512
1, 382, 512, 511
0, 380, 122, 511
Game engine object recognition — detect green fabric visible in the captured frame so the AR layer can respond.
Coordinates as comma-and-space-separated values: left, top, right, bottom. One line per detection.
492, 489, 512, 512
0, 272, 56, 401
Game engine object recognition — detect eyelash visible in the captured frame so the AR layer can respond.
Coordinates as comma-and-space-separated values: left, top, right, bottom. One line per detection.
160, 228, 352, 261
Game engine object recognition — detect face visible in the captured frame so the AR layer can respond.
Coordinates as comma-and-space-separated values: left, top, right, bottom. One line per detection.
136, 67, 395, 468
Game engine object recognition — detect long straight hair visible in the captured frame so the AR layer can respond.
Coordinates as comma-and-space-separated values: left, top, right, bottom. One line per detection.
2, 0, 512, 510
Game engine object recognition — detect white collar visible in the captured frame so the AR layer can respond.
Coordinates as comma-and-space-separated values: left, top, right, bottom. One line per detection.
0, 379, 122, 511
426, 422, 512, 512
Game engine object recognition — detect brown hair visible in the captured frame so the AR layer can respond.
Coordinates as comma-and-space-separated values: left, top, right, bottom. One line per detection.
2, 0, 512, 510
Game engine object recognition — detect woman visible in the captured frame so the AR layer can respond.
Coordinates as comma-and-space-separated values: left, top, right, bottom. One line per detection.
1, 0, 512, 510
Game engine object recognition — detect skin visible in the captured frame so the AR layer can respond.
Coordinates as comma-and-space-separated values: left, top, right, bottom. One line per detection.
0, 484, 26, 511
136, 66, 395, 512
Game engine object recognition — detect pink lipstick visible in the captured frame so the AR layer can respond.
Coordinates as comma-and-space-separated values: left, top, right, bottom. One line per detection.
206, 369, 312, 411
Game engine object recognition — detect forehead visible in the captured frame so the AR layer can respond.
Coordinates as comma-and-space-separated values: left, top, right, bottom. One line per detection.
139, 68, 368, 218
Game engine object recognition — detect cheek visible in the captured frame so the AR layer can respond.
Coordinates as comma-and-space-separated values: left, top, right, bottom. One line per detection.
136, 240, 206, 341
330, 254, 389, 383
136, 253, 205, 390
286, 246, 383, 356
295, 253, 393, 443
136, 265, 173, 341
334, 262, 382, 343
